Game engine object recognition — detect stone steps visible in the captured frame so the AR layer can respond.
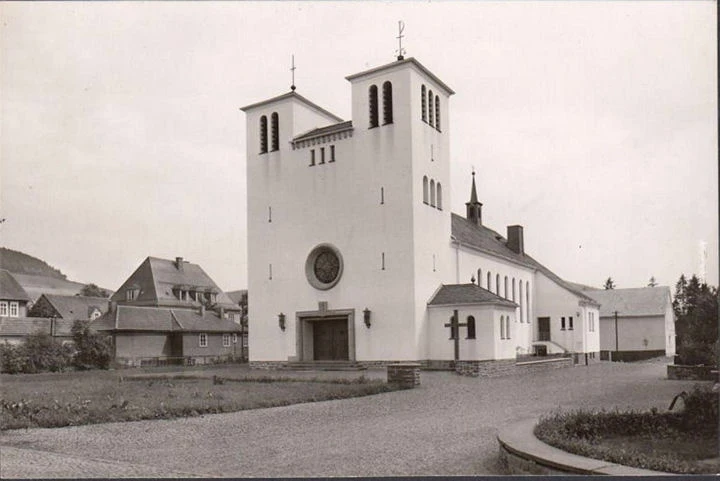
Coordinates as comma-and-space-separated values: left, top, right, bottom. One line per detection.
283, 361, 368, 371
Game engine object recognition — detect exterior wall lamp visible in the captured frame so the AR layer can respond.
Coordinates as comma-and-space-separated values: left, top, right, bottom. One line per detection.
363, 308, 371, 328
278, 312, 286, 331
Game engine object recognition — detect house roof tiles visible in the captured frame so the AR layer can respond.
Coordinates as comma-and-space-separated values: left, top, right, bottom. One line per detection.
39, 294, 109, 320
0, 270, 31, 302
428, 283, 518, 307
94, 305, 241, 333
584, 287, 672, 318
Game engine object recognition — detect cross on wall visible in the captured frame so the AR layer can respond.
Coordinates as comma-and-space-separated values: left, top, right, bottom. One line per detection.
444, 309, 468, 363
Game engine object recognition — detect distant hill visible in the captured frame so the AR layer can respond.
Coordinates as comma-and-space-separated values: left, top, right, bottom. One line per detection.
0, 247, 67, 279
0, 247, 112, 302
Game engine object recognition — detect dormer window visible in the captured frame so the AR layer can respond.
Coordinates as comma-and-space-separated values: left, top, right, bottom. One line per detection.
126, 288, 139, 301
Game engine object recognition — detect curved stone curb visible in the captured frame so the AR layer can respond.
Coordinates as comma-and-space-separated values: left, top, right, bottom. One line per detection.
497, 417, 671, 476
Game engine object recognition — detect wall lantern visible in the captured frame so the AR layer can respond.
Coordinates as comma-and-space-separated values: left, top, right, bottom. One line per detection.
363, 308, 372, 328
278, 312, 286, 331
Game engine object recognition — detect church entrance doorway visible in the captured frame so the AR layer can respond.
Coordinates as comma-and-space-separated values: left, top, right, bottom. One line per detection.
295, 308, 356, 363
312, 318, 349, 361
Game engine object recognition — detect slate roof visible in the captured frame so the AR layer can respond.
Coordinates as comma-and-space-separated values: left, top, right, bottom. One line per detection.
584, 287, 672, 318
0, 270, 31, 302
428, 284, 518, 307
345, 57, 455, 96
39, 294, 109, 320
93, 305, 242, 333
240, 91, 344, 123
292, 120, 353, 143
0, 317, 74, 337
225, 290, 247, 305
110, 257, 238, 309
451, 213, 599, 306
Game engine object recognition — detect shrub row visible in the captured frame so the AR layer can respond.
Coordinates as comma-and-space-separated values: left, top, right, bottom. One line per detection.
0, 320, 111, 374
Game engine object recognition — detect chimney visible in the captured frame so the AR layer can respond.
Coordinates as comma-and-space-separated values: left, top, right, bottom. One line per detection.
109, 301, 117, 313
199, 304, 205, 316
507, 225, 524, 254
175, 257, 184, 271
220, 307, 225, 319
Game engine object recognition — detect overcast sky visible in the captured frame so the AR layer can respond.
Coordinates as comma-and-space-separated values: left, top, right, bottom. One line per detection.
1, 1, 717, 293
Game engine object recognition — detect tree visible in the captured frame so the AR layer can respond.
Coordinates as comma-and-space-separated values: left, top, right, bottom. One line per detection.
80, 283, 110, 298
603, 277, 615, 290
647, 276, 658, 287
673, 274, 718, 365
71, 320, 112, 370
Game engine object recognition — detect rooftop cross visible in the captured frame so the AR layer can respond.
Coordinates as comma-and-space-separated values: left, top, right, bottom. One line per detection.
290, 54, 296, 91
396, 20, 406, 61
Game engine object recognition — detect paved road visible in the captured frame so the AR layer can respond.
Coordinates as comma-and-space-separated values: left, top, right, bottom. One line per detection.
0, 359, 702, 478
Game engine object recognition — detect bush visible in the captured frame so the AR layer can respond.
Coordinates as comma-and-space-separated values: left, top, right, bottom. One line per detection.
676, 339, 716, 366
71, 320, 112, 370
0, 333, 73, 374
681, 385, 718, 433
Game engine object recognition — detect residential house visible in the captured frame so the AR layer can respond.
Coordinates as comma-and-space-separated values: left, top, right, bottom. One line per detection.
29, 294, 109, 322
94, 256, 243, 366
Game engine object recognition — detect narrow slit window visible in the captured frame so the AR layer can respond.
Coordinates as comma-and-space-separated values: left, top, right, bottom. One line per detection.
382, 81, 393, 125
435, 96, 441, 131
477, 269, 482, 287
329, 145, 335, 162
526, 282, 530, 323
320, 147, 325, 164
271, 112, 279, 151
506, 317, 511, 339
512, 279, 516, 301
436, 183, 442, 210
500, 315, 505, 339
429, 179, 435, 207
428, 91, 434, 127
487, 272, 492, 291
421, 85, 427, 122
504, 276, 509, 299
310, 149, 315, 166
561, 317, 566, 330
369, 85, 379, 128
568, 316, 574, 330
423, 176, 429, 204
519, 282, 524, 322
496, 274, 500, 295
259, 115, 268, 153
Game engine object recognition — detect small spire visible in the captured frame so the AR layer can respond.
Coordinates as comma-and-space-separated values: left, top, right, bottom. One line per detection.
290, 54, 296, 91
469, 169, 478, 204
396, 21, 406, 61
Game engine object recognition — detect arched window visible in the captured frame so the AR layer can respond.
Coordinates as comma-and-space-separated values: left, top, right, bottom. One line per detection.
428, 91, 434, 127
421, 85, 427, 122
369, 85, 379, 128
477, 269, 482, 288
504, 276, 509, 299
436, 183, 442, 210
467, 316, 476, 339
270, 112, 279, 151
435, 96, 441, 131
519, 282, 524, 322
512, 278, 516, 302
487, 272, 492, 291
382, 81, 393, 125
506, 317, 511, 339
500, 315, 505, 339
496, 274, 500, 295
259, 115, 268, 154
423, 176, 429, 204
429, 179, 436, 207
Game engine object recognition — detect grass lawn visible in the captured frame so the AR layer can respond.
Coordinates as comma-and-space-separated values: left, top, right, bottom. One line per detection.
0, 366, 398, 430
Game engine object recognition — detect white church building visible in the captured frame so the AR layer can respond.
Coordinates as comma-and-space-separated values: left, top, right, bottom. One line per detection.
241, 55, 600, 369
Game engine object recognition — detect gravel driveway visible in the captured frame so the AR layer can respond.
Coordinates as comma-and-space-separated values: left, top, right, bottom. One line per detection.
0, 358, 702, 478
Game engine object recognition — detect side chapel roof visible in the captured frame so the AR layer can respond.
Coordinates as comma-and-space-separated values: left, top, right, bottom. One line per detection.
428, 283, 518, 307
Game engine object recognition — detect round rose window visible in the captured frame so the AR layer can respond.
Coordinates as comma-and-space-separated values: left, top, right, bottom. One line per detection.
306, 244, 343, 290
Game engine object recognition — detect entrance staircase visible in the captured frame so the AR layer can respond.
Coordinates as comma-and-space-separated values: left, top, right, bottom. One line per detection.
283, 360, 367, 371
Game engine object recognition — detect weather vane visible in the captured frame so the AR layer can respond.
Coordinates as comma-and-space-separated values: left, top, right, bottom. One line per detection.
396, 21, 406, 60
290, 54, 296, 91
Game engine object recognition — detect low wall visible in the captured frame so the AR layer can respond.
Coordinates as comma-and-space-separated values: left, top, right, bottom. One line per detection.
667, 364, 717, 381
456, 357, 574, 377
600, 349, 665, 362
498, 418, 668, 475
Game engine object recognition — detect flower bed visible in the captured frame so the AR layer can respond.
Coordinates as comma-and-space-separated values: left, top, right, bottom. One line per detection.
534, 386, 718, 474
